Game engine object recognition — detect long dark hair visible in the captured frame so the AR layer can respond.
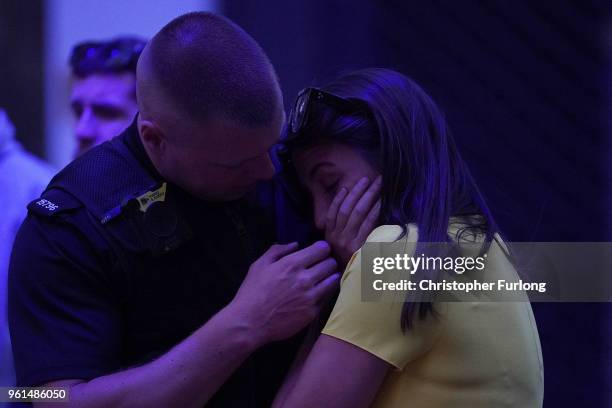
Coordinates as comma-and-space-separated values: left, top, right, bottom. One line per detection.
284, 68, 498, 330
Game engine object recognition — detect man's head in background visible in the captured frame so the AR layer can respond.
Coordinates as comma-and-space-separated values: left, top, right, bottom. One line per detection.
137, 12, 283, 202
69, 37, 146, 156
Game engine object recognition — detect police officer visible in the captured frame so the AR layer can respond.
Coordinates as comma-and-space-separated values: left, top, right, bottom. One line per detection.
8, 12, 338, 408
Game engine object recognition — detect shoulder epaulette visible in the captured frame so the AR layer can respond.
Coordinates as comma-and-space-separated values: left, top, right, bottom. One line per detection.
27, 188, 82, 217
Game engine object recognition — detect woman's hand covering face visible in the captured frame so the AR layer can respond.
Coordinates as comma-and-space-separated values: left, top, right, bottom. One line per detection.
292, 141, 382, 265
323, 175, 382, 266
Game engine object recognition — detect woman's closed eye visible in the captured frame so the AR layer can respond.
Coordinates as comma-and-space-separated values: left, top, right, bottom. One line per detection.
323, 180, 339, 195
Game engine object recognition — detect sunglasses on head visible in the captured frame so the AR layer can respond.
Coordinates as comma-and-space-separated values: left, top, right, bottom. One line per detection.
70, 38, 145, 76
285, 87, 369, 143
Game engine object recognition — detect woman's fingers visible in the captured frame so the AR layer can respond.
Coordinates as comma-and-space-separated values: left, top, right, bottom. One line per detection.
326, 187, 348, 231
335, 177, 371, 230
344, 175, 382, 234
323, 176, 383, 266
357, 199, 381, 241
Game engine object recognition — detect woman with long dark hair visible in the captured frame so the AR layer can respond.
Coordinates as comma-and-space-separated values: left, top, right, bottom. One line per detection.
273, 68, 543, 407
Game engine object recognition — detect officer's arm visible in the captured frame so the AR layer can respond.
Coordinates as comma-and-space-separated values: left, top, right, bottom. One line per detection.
36, 303, 261, 408
29, 240, 338, 408
9, 202, 267, 408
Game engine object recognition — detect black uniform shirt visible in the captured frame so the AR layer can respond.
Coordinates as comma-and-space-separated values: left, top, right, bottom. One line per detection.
8, 122, 300, 407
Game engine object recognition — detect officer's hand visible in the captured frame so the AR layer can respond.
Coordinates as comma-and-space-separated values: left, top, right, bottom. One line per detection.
229, 241, 339, 346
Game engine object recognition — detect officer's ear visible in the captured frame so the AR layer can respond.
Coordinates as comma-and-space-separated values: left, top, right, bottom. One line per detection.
138, 118, 166, 155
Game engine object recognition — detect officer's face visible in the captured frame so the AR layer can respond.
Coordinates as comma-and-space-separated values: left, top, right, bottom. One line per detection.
71, 72, 139, 156
161, 113, 281, 201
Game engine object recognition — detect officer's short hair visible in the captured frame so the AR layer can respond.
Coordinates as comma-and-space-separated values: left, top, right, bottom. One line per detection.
70, 37, 146, 78
148, 12, 281, 127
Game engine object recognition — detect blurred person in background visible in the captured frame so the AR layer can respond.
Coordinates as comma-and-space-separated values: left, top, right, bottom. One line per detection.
69, 36, 145, 156
0, 108, 54, 404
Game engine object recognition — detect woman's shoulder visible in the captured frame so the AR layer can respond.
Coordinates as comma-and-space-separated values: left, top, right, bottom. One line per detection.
365, 217, 489, 245
364, 224, 418, 243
